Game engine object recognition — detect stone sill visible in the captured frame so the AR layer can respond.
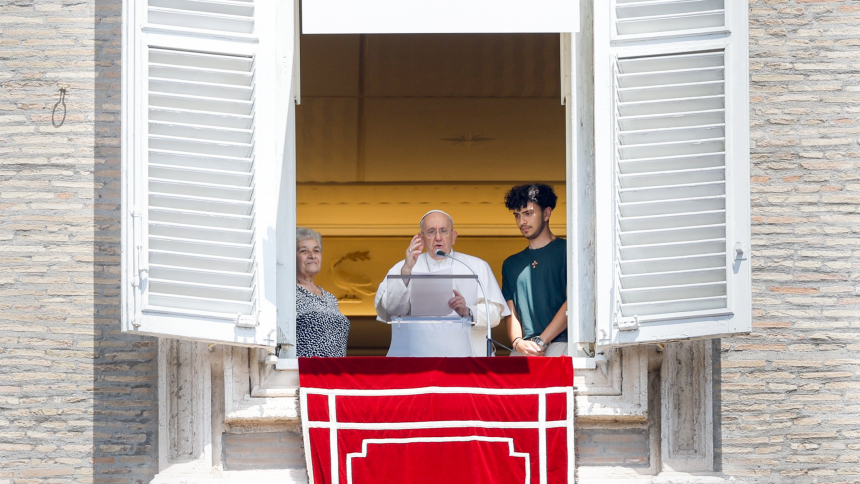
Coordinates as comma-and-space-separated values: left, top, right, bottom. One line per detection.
275, 358, 298, 371
152, 469, 308, 484
225, 392, 646, 428
225, 395, 300, 427
153, 468, 732, 484
578, 469, 734, 484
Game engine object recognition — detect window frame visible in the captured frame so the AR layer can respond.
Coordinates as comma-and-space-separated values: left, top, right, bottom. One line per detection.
278, 12, 586, 360
120, 0, 750, 357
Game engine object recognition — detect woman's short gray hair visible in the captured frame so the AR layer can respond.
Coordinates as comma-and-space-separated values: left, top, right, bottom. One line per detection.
296, 227, 322, 250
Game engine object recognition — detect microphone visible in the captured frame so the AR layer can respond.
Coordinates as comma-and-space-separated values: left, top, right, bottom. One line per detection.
434, 248, 495, 357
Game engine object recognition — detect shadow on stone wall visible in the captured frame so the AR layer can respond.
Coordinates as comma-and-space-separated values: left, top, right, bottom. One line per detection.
713, 338, 722, 474
92, 0, 159, 482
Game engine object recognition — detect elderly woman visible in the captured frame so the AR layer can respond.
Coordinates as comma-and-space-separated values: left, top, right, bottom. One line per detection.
296, 227, 350, 357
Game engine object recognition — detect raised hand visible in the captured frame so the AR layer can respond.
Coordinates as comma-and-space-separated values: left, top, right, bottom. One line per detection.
401, 234, 424, 275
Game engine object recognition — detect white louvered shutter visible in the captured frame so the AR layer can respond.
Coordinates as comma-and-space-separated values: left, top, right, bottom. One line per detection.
594, 0, 750, 346
121, 0, 295, 346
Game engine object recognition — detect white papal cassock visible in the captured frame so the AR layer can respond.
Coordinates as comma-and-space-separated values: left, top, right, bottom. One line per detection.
375, 251, 510, 357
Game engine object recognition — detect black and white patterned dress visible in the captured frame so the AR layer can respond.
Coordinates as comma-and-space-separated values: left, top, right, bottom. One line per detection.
296, 285, 350, 357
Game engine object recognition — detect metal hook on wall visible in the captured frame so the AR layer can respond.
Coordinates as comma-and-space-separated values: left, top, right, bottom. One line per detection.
52, 85, 67, 128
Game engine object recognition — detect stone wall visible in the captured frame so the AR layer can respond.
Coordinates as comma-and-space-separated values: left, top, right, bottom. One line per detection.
222, 431, 305, 471
0, 0, 158, 483
577, 428, 650, 468
720, 1, 860, 481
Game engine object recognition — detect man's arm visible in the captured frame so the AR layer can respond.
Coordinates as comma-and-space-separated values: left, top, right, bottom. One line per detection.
374, 263, 411, 322
506, 300, 544, 356
400, 234, 424, 286
538, 300, 567, 344
377, 235, 425, 321
470, 299, 504, 328
506, 300, 522, 342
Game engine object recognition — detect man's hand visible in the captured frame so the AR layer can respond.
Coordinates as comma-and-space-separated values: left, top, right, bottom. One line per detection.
401, 234, 424, 275
449, 289, 469, 317
514, 339, 545, 356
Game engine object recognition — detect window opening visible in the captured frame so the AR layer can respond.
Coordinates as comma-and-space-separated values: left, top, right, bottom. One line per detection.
293, 33, 567, 355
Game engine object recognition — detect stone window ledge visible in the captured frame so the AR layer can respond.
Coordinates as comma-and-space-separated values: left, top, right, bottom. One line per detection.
152, 468, 731, 484
578, 469, 734, 484
152, 469, 308, 484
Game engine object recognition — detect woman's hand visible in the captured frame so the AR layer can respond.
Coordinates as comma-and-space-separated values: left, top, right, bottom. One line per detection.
401, 234, 424, 275
448, 289, 469, 317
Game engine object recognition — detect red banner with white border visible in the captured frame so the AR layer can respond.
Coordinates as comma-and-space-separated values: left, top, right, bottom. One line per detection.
299, 357, 574, 484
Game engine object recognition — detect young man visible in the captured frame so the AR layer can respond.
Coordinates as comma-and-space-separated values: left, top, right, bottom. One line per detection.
501, 184, 568, 357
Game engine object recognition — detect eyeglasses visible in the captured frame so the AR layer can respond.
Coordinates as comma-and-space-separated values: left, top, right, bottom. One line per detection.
422, 228, 450, 237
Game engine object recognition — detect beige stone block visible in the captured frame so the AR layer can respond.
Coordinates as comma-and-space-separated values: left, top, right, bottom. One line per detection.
0, 443, 33, 452
0, 126, 34, 134
755, 446, 782, 454
721, 360, 767, 368
0, 16, 43, 24
18, 467, 75, 478
746, 372, 796, 380
809, 469, 837, 476
800, 371, 854, 379
825, 359, 860, 366
786, 296, 838, 304
722, 446, 755, 454
793, 417, 822, 426
788, 431, 839, 440
826, 381, 860, 390
801, 137, 853, 146
829, 418, 860, 425
27, 203, 84, 210
775, 360, 824, 368
770, 383, 798, 391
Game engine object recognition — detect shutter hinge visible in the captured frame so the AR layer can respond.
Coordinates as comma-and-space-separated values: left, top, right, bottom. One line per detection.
236, 312, 259, 328
617, 315, 640, 332
130, 208, 148, 286
136, 266, 149, 286
130, 208, 144, 328
128, 309, 141, 328
734, 242, 748, 261
131, 209, 140, 289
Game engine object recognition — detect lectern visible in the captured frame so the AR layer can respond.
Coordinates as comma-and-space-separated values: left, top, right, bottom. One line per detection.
383, 273, 492, 357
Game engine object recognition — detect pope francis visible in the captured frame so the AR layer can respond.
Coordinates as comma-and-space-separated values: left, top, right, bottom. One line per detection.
375, 210, 510, 357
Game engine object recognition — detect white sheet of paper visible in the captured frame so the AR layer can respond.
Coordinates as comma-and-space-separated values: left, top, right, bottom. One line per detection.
409, 269, 454, 317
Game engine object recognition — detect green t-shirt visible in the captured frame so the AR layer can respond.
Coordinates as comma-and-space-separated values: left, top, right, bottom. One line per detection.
501, 238, 567, 342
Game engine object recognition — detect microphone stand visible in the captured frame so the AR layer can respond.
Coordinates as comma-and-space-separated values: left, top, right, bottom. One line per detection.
436, 250, 495, 357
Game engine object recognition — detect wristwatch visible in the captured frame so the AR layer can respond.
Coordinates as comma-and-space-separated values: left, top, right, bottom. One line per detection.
529, 336, 548, 350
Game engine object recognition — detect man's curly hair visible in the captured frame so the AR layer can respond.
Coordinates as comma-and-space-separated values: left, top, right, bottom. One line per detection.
504, 184, 558, 211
